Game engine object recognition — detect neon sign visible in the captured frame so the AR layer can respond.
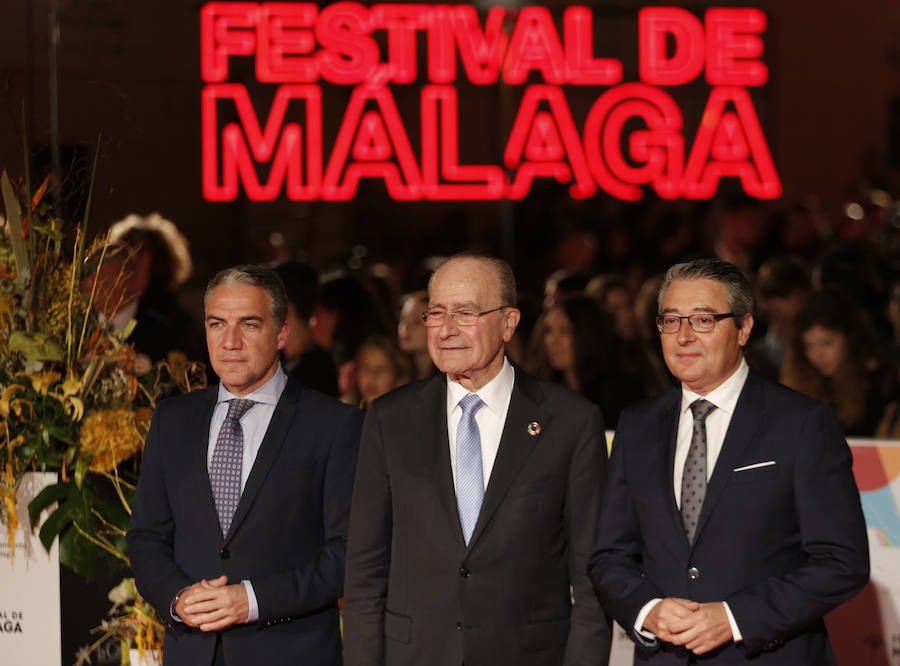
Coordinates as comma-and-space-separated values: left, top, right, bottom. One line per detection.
201, 4, 782, 202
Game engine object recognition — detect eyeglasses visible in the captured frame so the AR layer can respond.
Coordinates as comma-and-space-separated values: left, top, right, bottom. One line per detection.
656, 313, 736, 334
421, 306, 508, 327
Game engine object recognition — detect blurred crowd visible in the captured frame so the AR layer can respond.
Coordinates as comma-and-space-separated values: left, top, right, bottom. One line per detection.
107, 178, 900, 438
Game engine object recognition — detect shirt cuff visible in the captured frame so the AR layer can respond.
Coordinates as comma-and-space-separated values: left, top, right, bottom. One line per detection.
634, 598, 663, 640
170, 585, 192, 623
243, 580, 259, 623
722, 601, 742, 642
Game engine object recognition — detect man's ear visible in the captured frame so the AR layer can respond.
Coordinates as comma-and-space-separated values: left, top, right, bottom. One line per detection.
738, 313, 754, 347
502, 308, 521, 342
276, 321, 289, 351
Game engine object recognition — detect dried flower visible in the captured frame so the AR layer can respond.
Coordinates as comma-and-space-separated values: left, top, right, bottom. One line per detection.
78, 409, 145, 473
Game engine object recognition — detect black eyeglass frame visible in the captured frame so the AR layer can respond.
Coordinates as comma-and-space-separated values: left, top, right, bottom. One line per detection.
656, 312, 737, 334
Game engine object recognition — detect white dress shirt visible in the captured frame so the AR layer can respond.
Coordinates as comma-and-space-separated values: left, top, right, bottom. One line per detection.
445, 357, 515, 489
634, 360, 749, 643
207, 366, 288, 623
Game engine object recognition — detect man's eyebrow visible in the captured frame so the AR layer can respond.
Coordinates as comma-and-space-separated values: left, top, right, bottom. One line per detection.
427, 301, 480, 310
659, 306, 718, 314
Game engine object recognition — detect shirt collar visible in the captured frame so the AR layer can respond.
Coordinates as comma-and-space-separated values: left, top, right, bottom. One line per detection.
680, 358, 749, 416
217, 365, 288, 407
446, 356, 515, 415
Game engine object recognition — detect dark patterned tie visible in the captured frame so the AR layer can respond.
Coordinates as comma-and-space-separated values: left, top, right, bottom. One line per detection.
210, 398, 256, 536
680, 398, 716, 544
455, 394, 485, 545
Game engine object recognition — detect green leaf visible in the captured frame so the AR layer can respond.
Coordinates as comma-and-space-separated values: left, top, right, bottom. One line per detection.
27, 481, 69, 526
38, 501, 78, 552
75, 457, 89, 489
0, 170, 30, 287
9, 331, 65, 361
59, 528, 98, 579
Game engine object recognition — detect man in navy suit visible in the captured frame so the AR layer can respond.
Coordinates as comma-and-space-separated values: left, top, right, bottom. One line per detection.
127, 265, 362, 666
343, 253, 610, 666
589, 258, 869, 665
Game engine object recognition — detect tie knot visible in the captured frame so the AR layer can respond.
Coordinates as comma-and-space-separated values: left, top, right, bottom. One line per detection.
226, 398, 257, 421
459, 393, 484, 416
690, 398, 715, 423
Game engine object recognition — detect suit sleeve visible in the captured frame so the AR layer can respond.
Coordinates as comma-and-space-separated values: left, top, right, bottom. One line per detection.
588, 413, 666, 654
126, 406, 194, 629
727, 403, 870, 657
249, 406, 363, 621
342, 401, 393, 666
563, 403, 613, 666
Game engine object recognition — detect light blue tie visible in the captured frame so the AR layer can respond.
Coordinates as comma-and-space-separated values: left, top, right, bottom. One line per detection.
456, 394, 485, 545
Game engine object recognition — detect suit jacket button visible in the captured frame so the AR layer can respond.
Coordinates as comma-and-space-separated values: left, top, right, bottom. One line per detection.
459, 566, 470, 577
456, 622, 462, 631
687, 566, 700, 580
220, 548, 230, 560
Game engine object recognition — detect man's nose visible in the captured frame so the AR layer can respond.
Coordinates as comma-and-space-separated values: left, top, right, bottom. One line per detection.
222, 326, 242, 348
676, 318, 696, 343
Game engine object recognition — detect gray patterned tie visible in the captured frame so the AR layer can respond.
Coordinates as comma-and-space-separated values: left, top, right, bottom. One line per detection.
680, 398, 716, 544
455, 394, 485, 545
210, 398, 256, 536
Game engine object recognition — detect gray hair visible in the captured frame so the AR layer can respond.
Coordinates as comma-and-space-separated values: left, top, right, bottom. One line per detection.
658, 258, 753, 324
205, 264, 288, 327
429, 252, 517, 307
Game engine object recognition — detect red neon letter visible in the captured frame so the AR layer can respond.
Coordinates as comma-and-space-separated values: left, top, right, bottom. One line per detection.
639, 7, 705, 85
503, 7, 567, 85
202, 83, 322, 201
563, 7, 622, 85
505, 85, 596, 199
323, 85, 422, 200
421, 85, 506, 200
584, 84, 684, 201
453, 6, 508, 85
705, 8, 768, 86
371, 4, 429, 84
682, 87, 782, 199
257, 3, 319, 83
201, 2, 258, 83
316, 2, 379, 85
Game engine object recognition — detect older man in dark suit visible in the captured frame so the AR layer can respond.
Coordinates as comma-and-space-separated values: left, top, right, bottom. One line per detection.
342, 253, 611, 666
127, 265, 362, 666
590, 258, 869, 665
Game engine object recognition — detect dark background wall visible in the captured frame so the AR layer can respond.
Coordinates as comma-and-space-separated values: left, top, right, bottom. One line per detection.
0, 0, 897, 286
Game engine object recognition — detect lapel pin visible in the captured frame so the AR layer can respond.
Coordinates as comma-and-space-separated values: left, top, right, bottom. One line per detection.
527, 421, 541, 436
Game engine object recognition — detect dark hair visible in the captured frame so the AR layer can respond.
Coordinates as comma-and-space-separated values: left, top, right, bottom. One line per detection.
429, 252, 517, 308
272, 259, 320, 320
108, 213, 192, 290
547, 296, 618, 385
782, 288, 886, 432
756, 255, 811, 300
205, 264, 288, 327
659, 258, 753, 324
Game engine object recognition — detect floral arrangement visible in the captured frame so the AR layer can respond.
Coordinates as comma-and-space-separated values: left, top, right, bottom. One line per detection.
75, 578, 165, 666
0, 169, 205, 664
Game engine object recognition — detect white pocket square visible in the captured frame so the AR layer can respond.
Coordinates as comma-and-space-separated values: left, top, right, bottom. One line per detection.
733, 461, 776, 472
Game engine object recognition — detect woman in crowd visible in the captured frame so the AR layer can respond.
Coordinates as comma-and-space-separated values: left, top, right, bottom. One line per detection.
350, 335, 414, 410
397, 290, 435, 380
781, 288, 897, 436
537, 296, 646, 429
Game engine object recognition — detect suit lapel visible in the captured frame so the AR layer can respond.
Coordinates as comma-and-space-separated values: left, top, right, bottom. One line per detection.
225, 380, 301, 543
467, 370, 549, 549
658, 389, 689, 548
417, 376, 463, 546
193, 390, 221, 541
693, 373, 765, 545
